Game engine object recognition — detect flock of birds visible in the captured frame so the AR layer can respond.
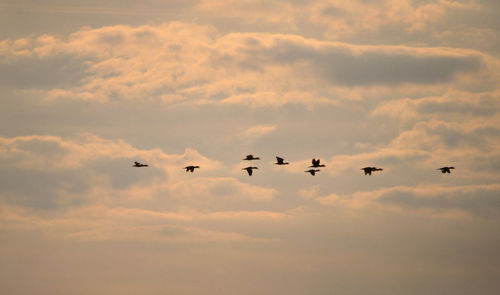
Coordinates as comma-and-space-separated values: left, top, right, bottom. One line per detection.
133, 156, 456, 176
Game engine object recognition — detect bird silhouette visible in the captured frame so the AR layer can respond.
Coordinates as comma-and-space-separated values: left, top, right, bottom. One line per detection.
305, 169, 320, 176
310, 158, 325, 168
361, 167, 383, 175
184, 165, 200, 173
437, 166, 455, 174
243, 154, 260, 160
274, 156, 289, 165
133, 161, 148, 167
242, 166, 258, 176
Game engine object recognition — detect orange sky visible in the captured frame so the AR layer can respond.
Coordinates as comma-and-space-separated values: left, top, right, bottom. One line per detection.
1, 1, 499, 294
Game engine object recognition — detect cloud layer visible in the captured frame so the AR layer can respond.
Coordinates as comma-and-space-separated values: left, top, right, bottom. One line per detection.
0, 23, 491, 107
1, 1, 500, 294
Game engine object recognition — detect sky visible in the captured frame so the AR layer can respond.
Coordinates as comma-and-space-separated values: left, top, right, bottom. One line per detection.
0, 0, 499, 294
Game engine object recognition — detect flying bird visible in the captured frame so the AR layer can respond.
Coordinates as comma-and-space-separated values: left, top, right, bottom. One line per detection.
242, 166, 258, 176
133, 161, 148, 167
305, 169, 320, 176
310, 158, 326, 168
243, 154, 260, 161
361, 167, 383, 175
184, 165, 200, 173
274, 156, 289, 165
437, 166, 455, 174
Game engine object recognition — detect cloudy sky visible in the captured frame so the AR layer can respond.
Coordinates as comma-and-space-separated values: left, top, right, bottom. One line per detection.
1, 0, 499, 294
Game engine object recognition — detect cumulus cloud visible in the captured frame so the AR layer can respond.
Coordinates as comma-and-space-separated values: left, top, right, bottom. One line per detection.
0, 132, 286, 242
0, 23, 491, 107
0, 133, 220, 172
315, 184, 500, 217
0, 133, 282, 208
308, 0, 479, 38
373, 90, 500, 120
326, 118, 500, 183
194, 0, 479, 41
213, 32, 486, 86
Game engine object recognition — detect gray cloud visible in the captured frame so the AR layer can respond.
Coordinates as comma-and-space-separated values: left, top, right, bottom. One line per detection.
378, 185, 500, 217
0, 157, 165, 211
0, 169, 89, 210
0, 26, 488, 106
417, 93, 500, 117
425, 124, 500, 150
244, 37, 485, 86
319, 51, 482, 85
0, 55, 88, 89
